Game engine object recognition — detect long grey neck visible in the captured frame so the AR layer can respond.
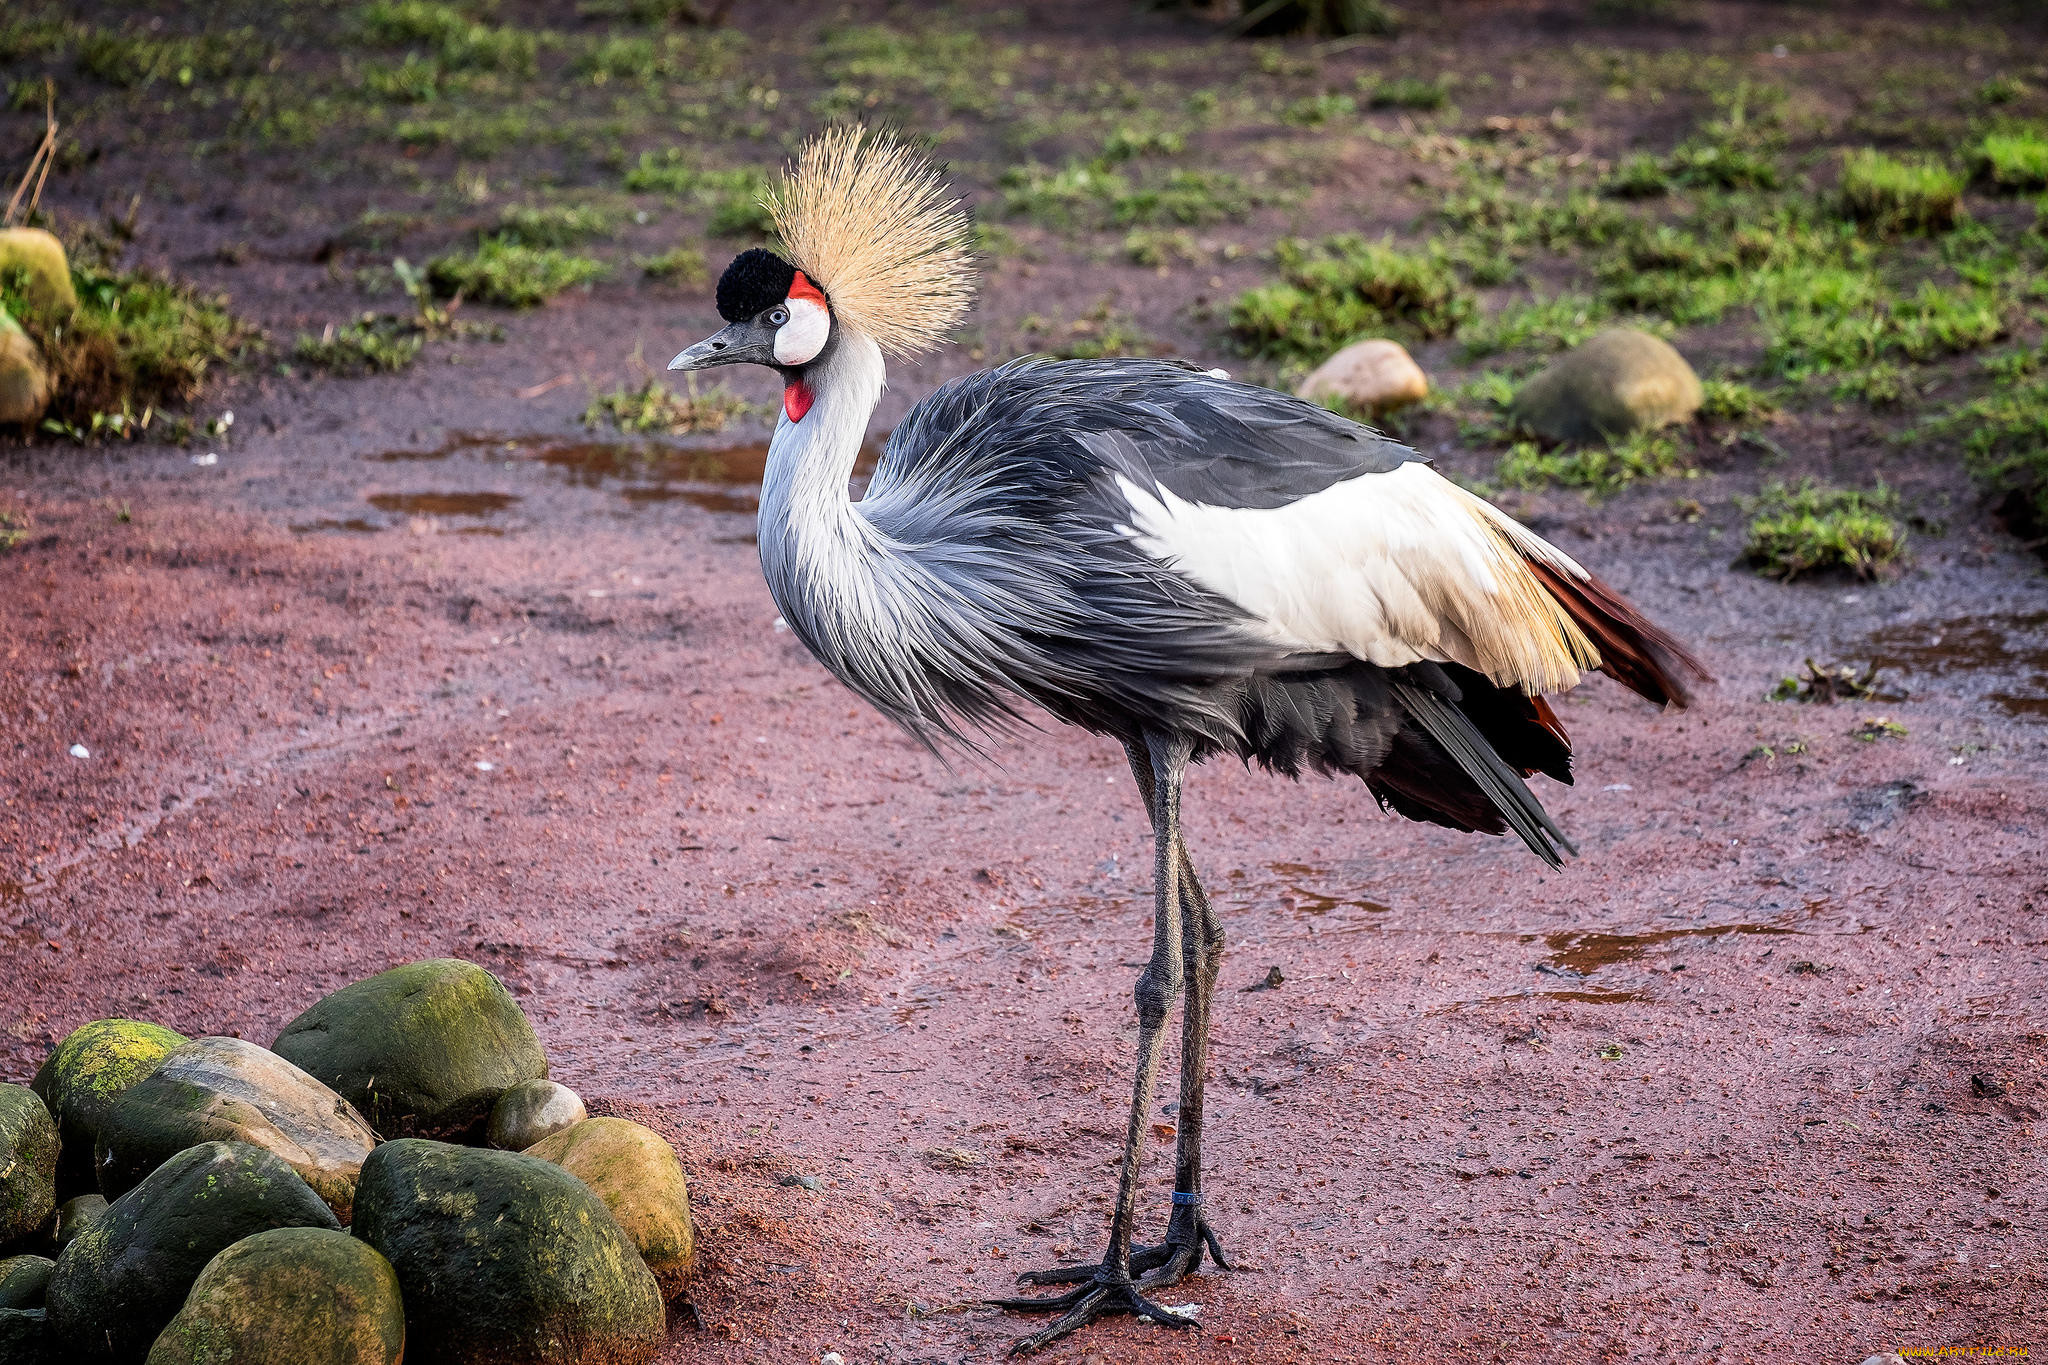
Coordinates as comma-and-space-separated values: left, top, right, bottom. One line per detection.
758, 327, 886, 599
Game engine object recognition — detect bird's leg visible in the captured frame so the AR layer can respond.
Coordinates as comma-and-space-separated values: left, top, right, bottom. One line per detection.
1017, 743, 1232, 1289
989, 732, 1201, 1352
1145, 844, 1231, 1285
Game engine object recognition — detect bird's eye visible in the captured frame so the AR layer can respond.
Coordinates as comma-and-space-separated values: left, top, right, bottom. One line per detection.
768, 307, 789, 327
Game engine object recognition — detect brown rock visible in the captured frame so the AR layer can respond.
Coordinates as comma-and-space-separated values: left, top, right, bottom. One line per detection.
1296, 338, 1429, 414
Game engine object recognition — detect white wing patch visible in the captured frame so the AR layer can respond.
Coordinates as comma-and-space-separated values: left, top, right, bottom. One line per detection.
1114, 462, 1600, 693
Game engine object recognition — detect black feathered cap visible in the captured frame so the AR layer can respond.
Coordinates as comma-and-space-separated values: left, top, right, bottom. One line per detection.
716, 248, 797, 323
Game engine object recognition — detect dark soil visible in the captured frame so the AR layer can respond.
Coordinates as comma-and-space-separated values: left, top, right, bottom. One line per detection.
3, 1, 2044, 1361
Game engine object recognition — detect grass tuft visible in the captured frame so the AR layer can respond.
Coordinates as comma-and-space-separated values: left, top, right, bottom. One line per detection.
1838, 149, 1965, 235
1361, 74, 1450, 111
1494, 430, 1689, 496
292, 314, 425, 374
1920, 370, 2048, 544
1741, 480, 1906, 580
2, 262, 255, 429
1698, 376, 1777, 423
426, 237, 608, 307
495, 204, 612, 247
581, 375, 756, 434
1970, 127, 2048, 194
1229, 235, 1467, 360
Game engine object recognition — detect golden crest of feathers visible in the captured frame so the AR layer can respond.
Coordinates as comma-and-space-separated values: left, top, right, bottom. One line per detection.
763, 125, 976, 359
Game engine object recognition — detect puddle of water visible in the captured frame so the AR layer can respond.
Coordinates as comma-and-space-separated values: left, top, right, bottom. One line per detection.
291, 517, 383, 534
1538, 923, 1799, 976
1861, 612, 2048, 719
364, 432, 878, 513
366, 492, 521, 517
1266, 862, 1391, 917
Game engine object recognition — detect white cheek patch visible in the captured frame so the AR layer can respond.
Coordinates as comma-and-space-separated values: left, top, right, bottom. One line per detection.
774, 295, 831, 366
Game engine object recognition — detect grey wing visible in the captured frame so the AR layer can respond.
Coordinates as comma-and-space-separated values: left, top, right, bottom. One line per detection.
877, 357, 1425, 511
1053, 358, 1426, 510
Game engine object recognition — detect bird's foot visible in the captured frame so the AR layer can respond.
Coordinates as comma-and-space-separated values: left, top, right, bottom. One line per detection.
987, 1271, 1200, 1355
1013, 1215, 1231, 1290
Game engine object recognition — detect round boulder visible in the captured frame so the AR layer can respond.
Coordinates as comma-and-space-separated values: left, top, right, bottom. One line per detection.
94, 1037, 377, 1222
1509, 327, 1703, 445
145, 1227, 403, 1365
51, 1195, 107, 1254
525, 1118, 694, 1295
32, 1019, 188, 1196
0, 1085, 58, 1248
488, 1080, 586, 1152
46, 1141, 340, 1365
1297, 338, 1429, 414
0, 1254, 53, 1309
0, 228, 78, 315
353, 1139, 665, 1365
272, 960, 547, 1141
0, 306, 51, 428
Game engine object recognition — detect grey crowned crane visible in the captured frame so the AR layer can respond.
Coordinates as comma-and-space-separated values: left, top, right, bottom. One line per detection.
669, 127, 1708, 1352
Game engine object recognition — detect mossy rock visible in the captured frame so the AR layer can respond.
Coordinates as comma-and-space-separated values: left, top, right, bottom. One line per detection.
487, 1080, 586, 1152
1509, 327, 1703, 445
272, 960, 546, 1141
32, 1019, 188, 1196
0, 305, 51, 427
352, 1139, 664, 1365
51, 1195, 107, 1254
0, 1085, 58, 1249
94, 1037, 377, 1221
0, 1306, 53, 1364
46, 1141, 340, 1365
0, 228, 77, 314
0, 1254, 54, 1309
525, 1118, 694, 1295
144, 1228, 403, 1365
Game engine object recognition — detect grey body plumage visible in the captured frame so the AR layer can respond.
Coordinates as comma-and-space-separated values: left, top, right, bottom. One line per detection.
671, 134, 1706, 1346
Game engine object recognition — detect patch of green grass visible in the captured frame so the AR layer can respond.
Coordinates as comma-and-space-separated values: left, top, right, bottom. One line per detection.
425, 237, 608, 307
0, 508, 27, 551
1698, 376, 1777, 423
815, 23, 1018, 118
358, 2, 540, 75
1979, 74, 2029, 107
638, 245, 706, 283
74, 26, 271, 90
581, 375, 754, 434
1741, 480, 1905, 580
1283, 93, 1358, 127
1601, 153, 1670, 199
1458, 292, 1616, 360
1971, 127, 2048, 193
2, 262, 256, 429
1099, 127, 1185, 162
1849, 716, 1908, 742
1125, 229, 1205, 268
363, 53, 441, 103
1229, 235, 1469, 360
1755, 270, 2004, 379
1838, 149, 1965, 235
1494, 430, 1689, 496
1001, 163, 1261, 230
1663, 138, 1780, 191
291, 314, 425, 374
1362, 75, 1450, 112
495, 204, 612, 247
1921, 371, 2048, 543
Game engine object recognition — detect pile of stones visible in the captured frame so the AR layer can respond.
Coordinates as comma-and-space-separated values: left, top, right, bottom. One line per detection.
0, 959, 693, 1365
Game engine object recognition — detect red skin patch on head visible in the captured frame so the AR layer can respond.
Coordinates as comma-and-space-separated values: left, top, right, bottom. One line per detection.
787, 270, 826, 306
784, 378, 815, 423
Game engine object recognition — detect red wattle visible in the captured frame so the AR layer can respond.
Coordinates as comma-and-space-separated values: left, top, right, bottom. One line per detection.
783, 379, 814, 423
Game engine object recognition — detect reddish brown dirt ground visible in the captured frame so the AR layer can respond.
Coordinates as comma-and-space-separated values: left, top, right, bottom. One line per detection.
4, 400, 2044, 1363
5, 2, 2048, 1362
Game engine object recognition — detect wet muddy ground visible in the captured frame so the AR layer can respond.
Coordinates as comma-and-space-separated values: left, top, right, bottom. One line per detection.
5, 0, 2048, 1360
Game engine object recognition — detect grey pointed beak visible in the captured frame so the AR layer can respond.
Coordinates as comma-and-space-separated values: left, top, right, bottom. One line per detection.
668, 321, 771, 373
